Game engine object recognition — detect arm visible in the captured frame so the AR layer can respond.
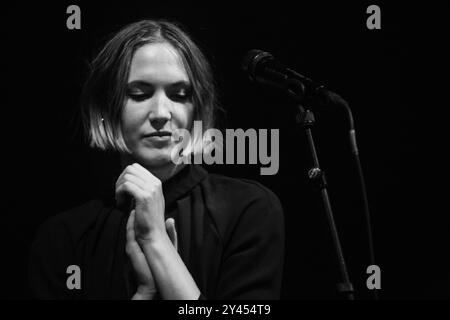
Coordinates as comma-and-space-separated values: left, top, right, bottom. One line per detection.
215, 187, 285, 299
139, 228, 200, 300
28, 219, 71, 299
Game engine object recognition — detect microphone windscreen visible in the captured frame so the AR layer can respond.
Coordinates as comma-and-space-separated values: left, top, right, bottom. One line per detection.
241, 50, 272, 79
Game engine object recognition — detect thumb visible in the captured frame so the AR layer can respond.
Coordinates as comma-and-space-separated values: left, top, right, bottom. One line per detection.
165, 218, 178, 251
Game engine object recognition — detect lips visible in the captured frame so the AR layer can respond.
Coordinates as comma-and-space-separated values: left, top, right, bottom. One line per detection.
144, 131, 172, 138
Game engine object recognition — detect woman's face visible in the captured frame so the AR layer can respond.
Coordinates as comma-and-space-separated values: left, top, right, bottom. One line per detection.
121, 42, 194, 168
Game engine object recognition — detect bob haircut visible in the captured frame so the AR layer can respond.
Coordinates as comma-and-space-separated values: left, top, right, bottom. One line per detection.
80, 19, 219, 156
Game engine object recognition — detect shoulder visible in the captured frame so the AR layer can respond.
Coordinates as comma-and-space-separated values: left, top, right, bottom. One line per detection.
204, 173, 281, 207
32, 199, 112, 248
199, 171, 284, 241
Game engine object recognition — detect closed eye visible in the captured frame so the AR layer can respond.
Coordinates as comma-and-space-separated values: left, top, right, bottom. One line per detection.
127, 92, 152, 102
168, 87, 192, 102
126, 85, 154, 101
126, 81, 192, 102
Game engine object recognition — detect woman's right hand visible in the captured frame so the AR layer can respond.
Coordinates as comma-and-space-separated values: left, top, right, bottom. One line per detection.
126, 210, 178, 300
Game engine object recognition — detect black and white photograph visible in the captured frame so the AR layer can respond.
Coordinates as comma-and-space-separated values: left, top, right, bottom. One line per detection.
1, 0, 448, 307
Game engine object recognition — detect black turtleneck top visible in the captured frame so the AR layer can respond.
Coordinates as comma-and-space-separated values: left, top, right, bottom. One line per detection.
28, 164, 284, 299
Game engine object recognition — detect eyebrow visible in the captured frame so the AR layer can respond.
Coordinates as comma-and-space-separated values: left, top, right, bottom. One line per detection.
127, 80, 191, 88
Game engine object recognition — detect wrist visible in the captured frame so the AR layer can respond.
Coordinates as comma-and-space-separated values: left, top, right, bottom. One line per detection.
137, 228, 170, 247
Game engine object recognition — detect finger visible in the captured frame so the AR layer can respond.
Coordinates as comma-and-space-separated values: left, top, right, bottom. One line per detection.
126, 210, 136, 244
116, 166, 159, 207
117, 173, 147, 192
165, 218, 178, 251
131, 163, 151, 176
126, 212, 142, 259
131, 163, 162, 185
126, 210, 146, 259
165, 218, 176, 249
116, 181, 145, 205
116, 166, 147, 190
116, 165, 133, 188
116, 167, 146, 207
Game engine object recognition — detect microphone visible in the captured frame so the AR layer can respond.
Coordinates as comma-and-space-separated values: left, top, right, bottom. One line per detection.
242, 49, 357, 152
241, 49, 324, 100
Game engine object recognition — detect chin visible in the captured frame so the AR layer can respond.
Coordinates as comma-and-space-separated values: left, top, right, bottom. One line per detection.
135, 148, 173, 169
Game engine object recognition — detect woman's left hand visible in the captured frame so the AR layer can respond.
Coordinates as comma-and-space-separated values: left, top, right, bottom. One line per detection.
126, 209, 156, 299
116, 163, 166, 243
126, 209, 179, 300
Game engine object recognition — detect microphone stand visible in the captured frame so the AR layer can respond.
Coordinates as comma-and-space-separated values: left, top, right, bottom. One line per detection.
309, 87, 378, 300
244, 58, 374, 299
295, 102, 355, 300
338, 98, 379, 301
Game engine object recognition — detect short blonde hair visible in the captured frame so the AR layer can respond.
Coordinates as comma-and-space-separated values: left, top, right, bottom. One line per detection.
80, 20, 219, 155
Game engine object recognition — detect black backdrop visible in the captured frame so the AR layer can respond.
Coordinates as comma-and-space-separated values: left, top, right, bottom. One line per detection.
2, 1, 448, 299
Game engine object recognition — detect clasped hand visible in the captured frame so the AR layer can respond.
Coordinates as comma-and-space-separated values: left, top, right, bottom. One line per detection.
116, 163, 178, 299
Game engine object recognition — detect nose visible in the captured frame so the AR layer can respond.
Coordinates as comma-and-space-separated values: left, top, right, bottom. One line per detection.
148, 91, 171, 130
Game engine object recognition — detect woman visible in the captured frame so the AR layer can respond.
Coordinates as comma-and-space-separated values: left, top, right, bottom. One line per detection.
28, 19, 284, 300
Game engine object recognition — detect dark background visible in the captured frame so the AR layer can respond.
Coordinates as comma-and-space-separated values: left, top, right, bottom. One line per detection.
2, 1, 448, 299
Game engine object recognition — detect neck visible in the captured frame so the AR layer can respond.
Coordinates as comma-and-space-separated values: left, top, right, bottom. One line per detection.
119, 155, 186, 183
